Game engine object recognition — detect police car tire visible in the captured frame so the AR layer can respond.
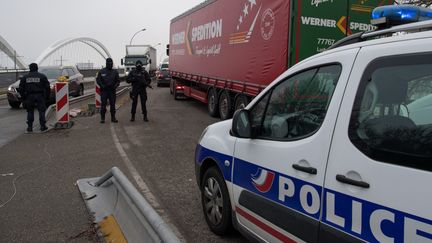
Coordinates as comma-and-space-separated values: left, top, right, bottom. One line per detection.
201, 166, 233, 235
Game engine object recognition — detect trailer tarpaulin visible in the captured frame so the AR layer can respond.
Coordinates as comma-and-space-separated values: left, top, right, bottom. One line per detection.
169, 0, 290, 87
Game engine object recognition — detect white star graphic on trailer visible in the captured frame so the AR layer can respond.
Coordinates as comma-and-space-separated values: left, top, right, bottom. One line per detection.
249, 0, 256, 10
239, 15, 243, 24
243, 3, 249, 17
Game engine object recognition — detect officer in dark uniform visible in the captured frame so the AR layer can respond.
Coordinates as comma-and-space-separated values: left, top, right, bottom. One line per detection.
126, 60, 152, 122
19, 63, 50, 133
96, 58, 120, 123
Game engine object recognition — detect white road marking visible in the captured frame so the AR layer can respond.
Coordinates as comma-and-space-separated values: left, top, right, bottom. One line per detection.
110, 124, 161, 208
109, 124, 186, 242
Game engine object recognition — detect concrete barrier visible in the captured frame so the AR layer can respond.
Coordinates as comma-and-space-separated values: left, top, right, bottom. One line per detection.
77, 167, 181, 243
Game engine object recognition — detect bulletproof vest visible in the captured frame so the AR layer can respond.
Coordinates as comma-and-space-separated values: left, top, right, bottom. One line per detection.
99, 68, 118, 88
23, 72, 48, 94
131, 70, 148, 90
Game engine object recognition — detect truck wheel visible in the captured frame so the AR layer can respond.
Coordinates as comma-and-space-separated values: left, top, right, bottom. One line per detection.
201, 166, 233, 235
207, 88, 219, 117
218, 91, 233, 120
234, 95, 249, 111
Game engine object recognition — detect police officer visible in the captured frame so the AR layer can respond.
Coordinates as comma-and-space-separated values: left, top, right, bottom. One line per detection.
126, 60, 152, 122
19, 63, 50, 132
19, 63, 50, 133
96, 58, 120, 123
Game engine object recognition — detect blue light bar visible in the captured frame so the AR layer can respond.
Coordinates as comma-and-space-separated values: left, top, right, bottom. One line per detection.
371, 5, 432, 27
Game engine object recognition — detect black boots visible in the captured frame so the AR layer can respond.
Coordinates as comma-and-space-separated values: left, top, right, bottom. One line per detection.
40, 124, 48, 132
100, 113, 105, 123
111, 114, 118, 123
26, 122, 33, 133
132, 114, 148, 122
101, 113, 118, 123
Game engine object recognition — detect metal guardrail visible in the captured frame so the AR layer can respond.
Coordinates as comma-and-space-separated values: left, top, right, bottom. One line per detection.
77, 167, 181, 243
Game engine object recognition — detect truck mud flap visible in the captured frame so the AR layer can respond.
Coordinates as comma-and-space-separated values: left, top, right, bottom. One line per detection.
76, 167, 181, 243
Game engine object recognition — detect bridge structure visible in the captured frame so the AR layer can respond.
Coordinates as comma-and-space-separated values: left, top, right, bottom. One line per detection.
0, 36, 112, 70
0, 36, 115, 89
35, 37, 112, 68
0, 35, 27, 70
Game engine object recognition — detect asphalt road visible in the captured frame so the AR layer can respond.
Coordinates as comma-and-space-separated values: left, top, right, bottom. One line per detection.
0, 88, 94, 148
0, 81, 247, 242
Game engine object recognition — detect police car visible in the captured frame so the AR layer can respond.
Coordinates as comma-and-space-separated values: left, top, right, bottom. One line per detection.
195, 5, 432, 243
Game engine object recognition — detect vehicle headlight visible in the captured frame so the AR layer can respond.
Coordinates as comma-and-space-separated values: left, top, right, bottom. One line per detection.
50, 84, 55, 90
7, 86, 15, 92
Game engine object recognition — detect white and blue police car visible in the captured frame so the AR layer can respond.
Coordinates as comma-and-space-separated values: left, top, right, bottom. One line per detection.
195, 5, 432, 243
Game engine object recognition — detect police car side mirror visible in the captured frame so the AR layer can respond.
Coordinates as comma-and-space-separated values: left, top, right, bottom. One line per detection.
232, 109, 252, 138
121, 59, 124, 65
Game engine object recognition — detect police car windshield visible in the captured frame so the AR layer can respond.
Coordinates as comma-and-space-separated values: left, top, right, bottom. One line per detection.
39, 68, 62, 79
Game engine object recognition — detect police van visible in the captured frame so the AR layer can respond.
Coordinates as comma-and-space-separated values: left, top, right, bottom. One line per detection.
195, 5, 432, 243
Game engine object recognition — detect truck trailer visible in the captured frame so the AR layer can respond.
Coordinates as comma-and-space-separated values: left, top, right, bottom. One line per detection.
168, 0, 393, 119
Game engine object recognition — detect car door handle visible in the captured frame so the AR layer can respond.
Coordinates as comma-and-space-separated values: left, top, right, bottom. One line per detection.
336, 174, 370, 189
292, 164, 317, 175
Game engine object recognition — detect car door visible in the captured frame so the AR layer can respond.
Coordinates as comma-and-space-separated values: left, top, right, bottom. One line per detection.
231, 48, 359, 242
322, 38, 432, 242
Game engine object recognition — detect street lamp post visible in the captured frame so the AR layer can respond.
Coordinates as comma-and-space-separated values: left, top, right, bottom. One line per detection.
129, 28, 146, 45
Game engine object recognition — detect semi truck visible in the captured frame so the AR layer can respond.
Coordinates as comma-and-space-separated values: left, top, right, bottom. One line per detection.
121, 45, 157, 76
168, 0, 394, 119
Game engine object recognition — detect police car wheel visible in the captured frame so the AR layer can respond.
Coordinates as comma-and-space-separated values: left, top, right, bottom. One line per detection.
201, 166, 233, 235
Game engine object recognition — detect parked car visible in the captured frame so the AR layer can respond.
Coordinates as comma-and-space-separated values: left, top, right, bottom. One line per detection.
7, 66, 84, 108
156, 61, 170, 87
195, 6, 432, 243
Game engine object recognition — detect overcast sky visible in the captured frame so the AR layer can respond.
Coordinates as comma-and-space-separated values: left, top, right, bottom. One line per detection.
0, 0, 203, 67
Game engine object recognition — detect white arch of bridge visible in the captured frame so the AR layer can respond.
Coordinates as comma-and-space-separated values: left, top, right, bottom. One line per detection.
35, 37, 112, 65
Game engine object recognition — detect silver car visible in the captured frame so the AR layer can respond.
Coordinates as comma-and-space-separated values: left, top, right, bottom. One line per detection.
7, 66, 84, 108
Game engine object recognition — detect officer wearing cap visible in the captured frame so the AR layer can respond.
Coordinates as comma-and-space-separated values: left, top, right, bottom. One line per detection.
126, 60, 152, 122
96, 58, 120, 123
19, 63, 50, 133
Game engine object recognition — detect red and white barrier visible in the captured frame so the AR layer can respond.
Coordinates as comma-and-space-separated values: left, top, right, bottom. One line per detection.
95, 80, 101, 109
55, 82, 70, 123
